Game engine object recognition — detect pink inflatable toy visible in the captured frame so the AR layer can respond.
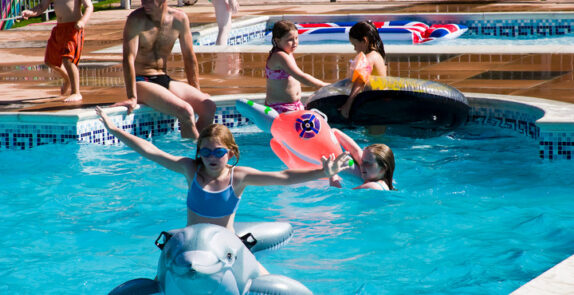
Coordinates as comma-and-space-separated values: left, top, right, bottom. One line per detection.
269, 110, 345, 170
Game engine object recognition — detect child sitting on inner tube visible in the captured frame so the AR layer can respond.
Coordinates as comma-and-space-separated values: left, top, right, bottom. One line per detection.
339, 21, 387, 135
331, 129, 395, 190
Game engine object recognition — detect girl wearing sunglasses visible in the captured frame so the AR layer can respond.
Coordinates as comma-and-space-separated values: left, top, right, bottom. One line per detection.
96, 106, 350, 232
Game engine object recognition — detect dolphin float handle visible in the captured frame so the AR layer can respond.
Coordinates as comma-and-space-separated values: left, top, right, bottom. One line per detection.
155, 231, 173, 250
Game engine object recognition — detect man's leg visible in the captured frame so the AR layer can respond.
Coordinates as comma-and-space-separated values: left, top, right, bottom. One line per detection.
136, 81, 204, 139
62, 57, 82, 102
168, 81, 216, 134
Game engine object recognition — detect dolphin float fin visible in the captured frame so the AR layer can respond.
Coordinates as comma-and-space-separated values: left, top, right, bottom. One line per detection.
108, 278, 160, 295
270, 138, 321, 170
235, 98, 279, 133
249, 275, 312, 295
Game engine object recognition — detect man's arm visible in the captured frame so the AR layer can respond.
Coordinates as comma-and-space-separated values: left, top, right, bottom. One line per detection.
76, 0, 94, 29
21, 0, 52, 19
123, 15, 140, 101
112, 14, 140, 113
177, 12, 200, 89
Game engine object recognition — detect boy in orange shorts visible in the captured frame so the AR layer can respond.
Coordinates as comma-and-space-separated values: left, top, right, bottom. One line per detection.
23, 0, 93, 102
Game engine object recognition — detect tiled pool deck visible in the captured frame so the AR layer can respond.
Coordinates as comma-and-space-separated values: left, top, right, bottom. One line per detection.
1, 1, 574, 293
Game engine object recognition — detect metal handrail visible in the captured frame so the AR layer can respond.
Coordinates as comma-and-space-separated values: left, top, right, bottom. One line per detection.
1, 0, 54, 29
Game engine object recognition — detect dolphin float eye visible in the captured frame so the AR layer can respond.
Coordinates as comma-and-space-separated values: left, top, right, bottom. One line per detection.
226, 253, 233, 261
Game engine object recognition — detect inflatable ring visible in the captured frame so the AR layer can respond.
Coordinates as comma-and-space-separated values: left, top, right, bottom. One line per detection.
305, 76, 470, 137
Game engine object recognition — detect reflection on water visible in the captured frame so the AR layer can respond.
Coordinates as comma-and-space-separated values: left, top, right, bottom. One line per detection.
0, 62, 124, 87
213, 52, 242, 77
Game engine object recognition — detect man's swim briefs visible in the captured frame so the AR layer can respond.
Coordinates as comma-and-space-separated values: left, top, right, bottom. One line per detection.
135, 75, 172, 89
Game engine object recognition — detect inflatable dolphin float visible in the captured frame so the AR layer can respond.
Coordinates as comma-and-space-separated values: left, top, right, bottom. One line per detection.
109, 222, 312, 295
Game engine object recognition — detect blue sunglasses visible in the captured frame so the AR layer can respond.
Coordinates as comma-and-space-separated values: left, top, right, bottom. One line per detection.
198, 147, 229, 158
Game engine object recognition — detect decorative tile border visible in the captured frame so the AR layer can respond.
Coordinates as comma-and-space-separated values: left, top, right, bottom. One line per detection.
466, 105, 541, 140
266, 13, 574, 40
192, 17, 268, 46
462, 18, 574, 38
0, 102, 252, 150
539, 127, 574, 160
2, 95, 573, 160
465, 94, 574, 160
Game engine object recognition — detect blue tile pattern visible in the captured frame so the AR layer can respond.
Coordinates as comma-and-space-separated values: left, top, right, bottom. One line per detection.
467, 106, 540, 139
0, 105, 249, 151
461, 18, 574, 38
539, 131, 574, 160
194, 22, 267, 46
1, 100, 573, 160
0, 123, 77, 150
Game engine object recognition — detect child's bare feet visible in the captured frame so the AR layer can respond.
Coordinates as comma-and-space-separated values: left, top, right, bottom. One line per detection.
64, 93, 82, 102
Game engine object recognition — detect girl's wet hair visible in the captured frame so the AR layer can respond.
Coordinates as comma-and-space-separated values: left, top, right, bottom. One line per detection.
270, 20, 298, 55
349, 20, 386, 59
365, 143, 395, 190
196, 124, 239, 167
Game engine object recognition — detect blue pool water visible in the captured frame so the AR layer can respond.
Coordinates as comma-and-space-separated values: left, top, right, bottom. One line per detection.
1, 125, 574, 294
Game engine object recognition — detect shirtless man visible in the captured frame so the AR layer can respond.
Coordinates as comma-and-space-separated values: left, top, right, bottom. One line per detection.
22, 0, 93, 102
112, 0, 216, 139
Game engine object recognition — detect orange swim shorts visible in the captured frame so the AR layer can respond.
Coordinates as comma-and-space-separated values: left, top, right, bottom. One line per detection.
44, 22, 85, 67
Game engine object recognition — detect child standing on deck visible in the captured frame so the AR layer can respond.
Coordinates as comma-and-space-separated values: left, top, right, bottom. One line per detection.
265, 20, 329, 113
22, 0, 93, 102
339, 20, 387, 120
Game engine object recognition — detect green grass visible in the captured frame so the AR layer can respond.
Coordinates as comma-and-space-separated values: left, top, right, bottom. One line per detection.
10, 0, 122, 29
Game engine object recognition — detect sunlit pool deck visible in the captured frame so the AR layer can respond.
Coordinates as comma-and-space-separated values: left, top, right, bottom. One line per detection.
1, 0, 574, 293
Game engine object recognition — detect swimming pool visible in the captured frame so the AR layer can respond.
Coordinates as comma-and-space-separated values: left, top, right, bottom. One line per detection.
1, 123, 573, 294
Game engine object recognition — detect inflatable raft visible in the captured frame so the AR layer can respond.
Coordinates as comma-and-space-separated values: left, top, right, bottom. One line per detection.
109, 222, 312, 295
305, 76, 470, 137
294, 21, 468, 44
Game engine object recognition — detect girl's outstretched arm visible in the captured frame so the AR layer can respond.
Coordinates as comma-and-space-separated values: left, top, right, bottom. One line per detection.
276, 51, 328, 88
239, 152, 351, 187
96, 106, 191, 175
332, 129, 363, 166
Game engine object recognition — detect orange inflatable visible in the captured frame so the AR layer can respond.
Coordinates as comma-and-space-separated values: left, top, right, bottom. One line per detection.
270, 110, 344, 170
350, 52, 372, 84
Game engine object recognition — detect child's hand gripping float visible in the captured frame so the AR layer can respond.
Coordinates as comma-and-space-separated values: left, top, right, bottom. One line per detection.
236, 99, 354, 170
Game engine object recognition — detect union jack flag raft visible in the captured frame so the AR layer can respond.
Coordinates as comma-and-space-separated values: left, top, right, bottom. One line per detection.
290, 20, 467, 44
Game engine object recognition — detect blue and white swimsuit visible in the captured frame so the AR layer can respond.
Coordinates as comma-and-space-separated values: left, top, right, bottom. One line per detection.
187, 168, 241, 218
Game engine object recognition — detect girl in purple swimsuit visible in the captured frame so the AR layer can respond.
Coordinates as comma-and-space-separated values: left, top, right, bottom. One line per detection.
265, 20, 330, 113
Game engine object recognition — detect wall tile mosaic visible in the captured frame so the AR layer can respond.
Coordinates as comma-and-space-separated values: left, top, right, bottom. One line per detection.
0, 105, 250, 151
0, 105, 574, 160
194, 22, 267, 46
1, 101, 573, 160
539, 130, 574, 160
462, 18, 574, 38
467, 106, 540, 140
